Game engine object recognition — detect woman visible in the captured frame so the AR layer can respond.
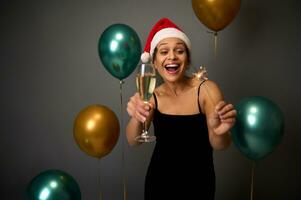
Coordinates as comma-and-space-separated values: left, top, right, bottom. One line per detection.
126, 18, 236, 199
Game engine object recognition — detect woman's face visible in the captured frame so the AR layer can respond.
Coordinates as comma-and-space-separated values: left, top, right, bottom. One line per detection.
153, 37, 189, 83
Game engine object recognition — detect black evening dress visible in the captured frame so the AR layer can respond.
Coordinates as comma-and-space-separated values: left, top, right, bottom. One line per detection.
144, 82, 215, 200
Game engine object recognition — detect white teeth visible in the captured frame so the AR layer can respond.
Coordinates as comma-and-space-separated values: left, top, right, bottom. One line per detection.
166, 64, 179, 67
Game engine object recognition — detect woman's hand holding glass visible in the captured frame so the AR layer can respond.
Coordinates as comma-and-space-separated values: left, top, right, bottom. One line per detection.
127, 93, 155, 142
127, 93, 153, 124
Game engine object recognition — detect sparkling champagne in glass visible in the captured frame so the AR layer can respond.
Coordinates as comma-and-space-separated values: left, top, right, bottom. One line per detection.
135, 62, 156, 142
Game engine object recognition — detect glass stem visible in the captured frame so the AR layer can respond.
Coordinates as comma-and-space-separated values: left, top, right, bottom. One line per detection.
142, 121, 147, 136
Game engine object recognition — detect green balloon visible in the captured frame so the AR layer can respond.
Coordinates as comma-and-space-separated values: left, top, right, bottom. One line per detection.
25, 169, 81, 200
98, 23, 141, 80
231, 96, 284, 161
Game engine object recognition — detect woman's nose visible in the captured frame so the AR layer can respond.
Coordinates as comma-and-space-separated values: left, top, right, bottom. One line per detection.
167, 51, 176, 60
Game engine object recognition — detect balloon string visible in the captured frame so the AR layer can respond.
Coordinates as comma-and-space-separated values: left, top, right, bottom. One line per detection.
97, 159, 103, 200
214, 32, 218, 58
206, 31, 218, 58
119, 80, 127, 200
250, 161, 256, 200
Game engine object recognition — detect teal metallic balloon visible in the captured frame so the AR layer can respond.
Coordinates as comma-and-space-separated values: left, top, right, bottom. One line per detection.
231, 96, 284, 161
25, 169, 81, 200
98, 23, 141, 80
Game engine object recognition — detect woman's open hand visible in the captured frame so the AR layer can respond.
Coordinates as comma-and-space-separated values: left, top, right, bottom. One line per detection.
209, 101, 237, 135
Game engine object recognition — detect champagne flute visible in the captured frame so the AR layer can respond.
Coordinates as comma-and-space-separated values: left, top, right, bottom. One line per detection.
135, 62, 156, 143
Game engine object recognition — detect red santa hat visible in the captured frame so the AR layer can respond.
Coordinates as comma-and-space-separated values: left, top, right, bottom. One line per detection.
141, 18, 191, 63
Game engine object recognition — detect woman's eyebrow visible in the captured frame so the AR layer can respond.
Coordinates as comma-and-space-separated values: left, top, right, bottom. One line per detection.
157, 42, 168, 48
158, 42, 185, 48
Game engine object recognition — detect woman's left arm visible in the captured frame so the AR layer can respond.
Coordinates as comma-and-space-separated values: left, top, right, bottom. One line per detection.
200, 80, 237, 150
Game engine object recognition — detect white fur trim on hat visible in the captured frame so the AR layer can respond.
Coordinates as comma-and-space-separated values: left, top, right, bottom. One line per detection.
141, 52, 151, 63
150, 27, 191, 58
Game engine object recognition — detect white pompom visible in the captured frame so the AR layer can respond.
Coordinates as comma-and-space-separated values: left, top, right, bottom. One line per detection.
141, 52, 150, 63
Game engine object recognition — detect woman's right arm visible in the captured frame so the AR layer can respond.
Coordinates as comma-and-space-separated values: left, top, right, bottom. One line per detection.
126, 93, 154, 146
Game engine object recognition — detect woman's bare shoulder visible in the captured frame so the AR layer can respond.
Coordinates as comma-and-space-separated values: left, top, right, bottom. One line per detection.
199, 79, 224, 107
198, 79, 221, 92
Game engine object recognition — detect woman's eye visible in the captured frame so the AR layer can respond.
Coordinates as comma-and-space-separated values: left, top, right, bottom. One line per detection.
176, 49, 185, 54
159, 51, 168, 55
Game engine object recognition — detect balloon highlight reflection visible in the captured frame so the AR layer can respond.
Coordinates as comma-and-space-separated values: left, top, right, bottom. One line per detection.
98, 23, 141, 80
25, 170, 81, 200
191, 0, 241, 32
231, 96, 284, 161
73, 105, 120, 159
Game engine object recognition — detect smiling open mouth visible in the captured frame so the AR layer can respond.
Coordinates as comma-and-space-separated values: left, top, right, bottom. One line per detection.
165, 64, 180, 73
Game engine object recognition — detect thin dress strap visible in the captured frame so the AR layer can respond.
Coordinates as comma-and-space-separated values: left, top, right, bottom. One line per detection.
197, 80, 206, 113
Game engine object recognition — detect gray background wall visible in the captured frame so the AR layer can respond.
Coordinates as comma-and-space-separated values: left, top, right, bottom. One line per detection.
1, 0, 300, 199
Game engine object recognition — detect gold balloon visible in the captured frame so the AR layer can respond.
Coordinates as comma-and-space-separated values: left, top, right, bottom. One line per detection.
73, 105, 120, 159
191, 0, 241, 32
